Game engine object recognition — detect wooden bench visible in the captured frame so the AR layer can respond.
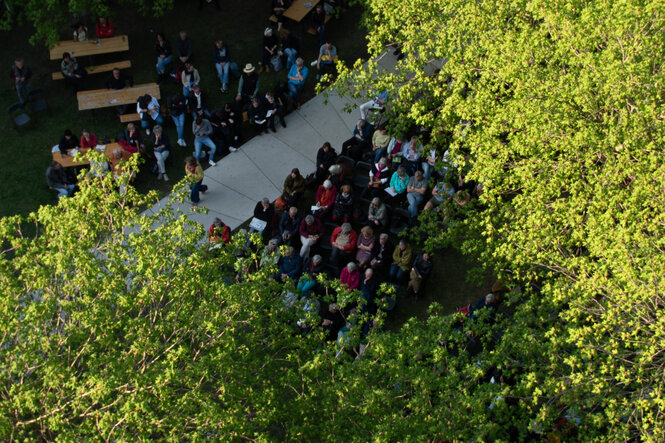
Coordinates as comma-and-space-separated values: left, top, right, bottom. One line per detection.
119, 113, 140, 123
49, 35, 130, 60
283, 0, 321, 22
52, 143, 122, 168
307, 14, 332, 34
77, 83, 160, 111
52, 60, 132, 81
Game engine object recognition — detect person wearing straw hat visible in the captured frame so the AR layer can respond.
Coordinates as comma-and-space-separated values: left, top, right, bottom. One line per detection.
235, 63, 261, 110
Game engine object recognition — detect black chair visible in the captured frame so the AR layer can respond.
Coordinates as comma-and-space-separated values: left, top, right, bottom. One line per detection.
337, 154, 356, 170
389, 208, 410, 235
28, 88, 48, 113
352, 161, 372, 191
7, 102, 31, 128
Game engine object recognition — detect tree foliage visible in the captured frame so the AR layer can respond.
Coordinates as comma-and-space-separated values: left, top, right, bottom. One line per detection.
0, 0, 174, 46
333, 0, 665, 439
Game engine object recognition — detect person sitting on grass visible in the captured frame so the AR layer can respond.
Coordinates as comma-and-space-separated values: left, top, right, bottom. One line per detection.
407, 252, 432, 300
150, 125, 171, 182
287, 57, 308, 109
212, 39, 232, 93
248, 96, 269, 134
46, 161, 75, 199
137, 94, 163, 135
192, 116, 217, 166
389, 239, 412, 283
184, 156, 207, 207
316, 41, 337, 81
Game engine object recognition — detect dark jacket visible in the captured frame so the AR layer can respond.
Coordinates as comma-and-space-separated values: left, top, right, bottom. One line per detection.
333, 192, 353, 218
155, 39, 172, 57
412, 253, 433, 279
302, 256, 324, 278
150, 132, 171, 153
279, 212, 301, 237
278, 254, 301, 279
105, 72, 133, 90
188, 91, 209, 112
46, 166, 69, 189
253, 202, 274, 223
316, 147, 337, 171
59, 135, 79, 152
175, 36, 193, 59
212, 43, 230, 63
168, 94, 187, 117
247, 101, 267, 123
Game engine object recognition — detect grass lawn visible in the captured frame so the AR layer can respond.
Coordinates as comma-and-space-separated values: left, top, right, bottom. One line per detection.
0, 1, 493, 325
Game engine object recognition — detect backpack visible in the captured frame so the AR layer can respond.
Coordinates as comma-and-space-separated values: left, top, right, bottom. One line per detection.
170, 65, 185, 84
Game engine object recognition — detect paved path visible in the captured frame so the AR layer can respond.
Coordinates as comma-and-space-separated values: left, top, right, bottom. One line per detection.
143, 53, 401, 230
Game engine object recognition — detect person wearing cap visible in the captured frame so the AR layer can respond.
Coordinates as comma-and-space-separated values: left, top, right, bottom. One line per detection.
287, 57, 308, 109
282, 168, 305, 207
261, 27, 279, 73
235, 63, 261, 110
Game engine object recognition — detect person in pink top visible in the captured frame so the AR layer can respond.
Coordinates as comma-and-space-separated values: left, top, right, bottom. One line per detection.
340, 262, 360, 291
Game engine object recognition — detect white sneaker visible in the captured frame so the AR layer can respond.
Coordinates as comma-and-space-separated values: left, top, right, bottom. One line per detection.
178, 139, 186, 147
310, 60, 317, 66
209, 159, 217, 166
229, 146, 238, 152
163, 173, 169, 181
146, 128, 150, 135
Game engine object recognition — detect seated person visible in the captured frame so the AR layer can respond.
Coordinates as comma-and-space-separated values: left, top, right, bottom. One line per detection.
406, 170, 428, 224
73, 22, 88, 41
424, 181, 455, 211
389, 240, 412, 282
282, 168, 305, 207
360, 89, 388, 121
212, 39, 232, 93
387, 166, 409, 205
386, 135, 405, 168
468, 293, 497, 323
370, 233, 393, 274
316, 42, 337, 80
407, 252, 433, 300
302, 254, 324, 280
299, 214, 324, 258
60, 52, 85, 92
46, 161, 75, 198
59, 129, 79, 153
208, 217, 231, 244
278, 246, 302, 281
95, 17, 114, 38
272, 0, 292, 32
287, 57, 308, 108
247, 96, 269, 134
108, 147, 133, 180
262, 90, 287, 131
79, 129, 98, 149
176, 31, 193, 64
279, 206, 301, 245
313, 179, 337, 219
341, 119, 372, 162
120, 123, 145, 155
150, 125, 171, 181
401, 135, 422, 175
355, 226, 376, 269
331, 184, 353, 223
361, 157, 390, 199
330, 222, 357, 267
251, 198, 274, 235
367, 197, 387, 228
260, 239, 281, 268
192, 116, 217, 166
316, 142, 337, 183
340, 261, 360, 291
136, 94, 164, 134
322, 303, 345, 341
105, 67, 133, 90
181, 62, 200, 97
188, 85, 211, 120
422, 148, 437, 180
371, 126, 391, 163
167, 93, 187, 147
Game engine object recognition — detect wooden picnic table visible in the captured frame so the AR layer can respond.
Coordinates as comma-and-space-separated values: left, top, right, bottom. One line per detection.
53, 143, 121, 168
283, 0, 321, 22
77, 83, 160, 111
49, 35, 129, 60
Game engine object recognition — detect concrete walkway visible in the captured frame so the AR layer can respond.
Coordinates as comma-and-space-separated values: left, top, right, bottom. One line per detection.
144, 53, 399, 231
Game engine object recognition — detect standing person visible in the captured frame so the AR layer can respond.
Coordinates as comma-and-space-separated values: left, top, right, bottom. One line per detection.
181, 62, 200, 97
155, 32, 173, 81
260, 28, 279, 73
282, 30, 300, 73
192, 116, 217, 166
185, 156, 207, 206
150, 125, 171, 181
95, 17, 114, 38
60, 52, 86, 93
310, 4, 326, 47
315, 142, 337, 183
175, 31, 193, 64
236, 64, 260, 110
287, 57, 308, 109
46, 162, 75, 199
167, 93, 187, 147
212, 40, 231, 93
9, 58, 32, 104
136, 94, 163, 135
316, 42, 337, 80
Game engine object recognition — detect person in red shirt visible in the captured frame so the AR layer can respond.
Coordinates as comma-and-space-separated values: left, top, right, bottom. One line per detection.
95, 17, 114, 39
208, 218, 231, 244
80, 129, 98, 149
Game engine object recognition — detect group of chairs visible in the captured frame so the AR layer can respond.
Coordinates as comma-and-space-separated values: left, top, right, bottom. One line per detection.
7, 88, 49, 129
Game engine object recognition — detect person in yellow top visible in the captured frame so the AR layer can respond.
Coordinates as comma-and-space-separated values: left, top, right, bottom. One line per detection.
389, 239, 412, 282
184, 156, 207, 206
371, 126, 391, 163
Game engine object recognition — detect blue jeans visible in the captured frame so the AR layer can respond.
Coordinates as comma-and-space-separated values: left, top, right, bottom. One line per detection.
171, 113, 185, 140
389, 264, 406, 282
288, 82, 304, 103
56, 184, 75, 199
16, 80, 30, 104
190, 181, 208, 203
140, 114, 164, 129
191, 109, 211, 121
422, 161, 435, 180
156, 55, 172, 74
194, 136, 216, 162
215, 62, 230, 85
183, 82, 198, 97
407, 192, 424, 221
284, 48, 297, 72
373, 147, 387, 163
